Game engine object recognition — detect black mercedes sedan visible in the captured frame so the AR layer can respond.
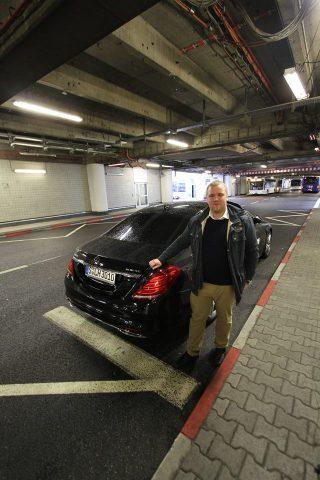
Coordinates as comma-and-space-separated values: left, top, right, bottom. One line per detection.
65, 202, 272, 338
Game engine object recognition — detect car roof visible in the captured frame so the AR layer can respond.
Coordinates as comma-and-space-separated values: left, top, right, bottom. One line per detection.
136, 201, 207, 216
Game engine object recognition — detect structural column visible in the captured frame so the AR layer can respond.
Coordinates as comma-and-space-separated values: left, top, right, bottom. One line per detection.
160, 169, 173, 202
86, 163, 108, 212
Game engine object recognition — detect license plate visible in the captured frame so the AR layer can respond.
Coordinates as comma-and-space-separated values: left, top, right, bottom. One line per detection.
85, 265, 116, 285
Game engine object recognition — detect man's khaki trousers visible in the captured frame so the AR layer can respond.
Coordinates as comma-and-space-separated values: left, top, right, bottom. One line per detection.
187, 282, 236, 357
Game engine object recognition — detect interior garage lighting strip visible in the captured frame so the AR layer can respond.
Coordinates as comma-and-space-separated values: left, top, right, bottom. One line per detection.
14, 169, 46, 174
13, 101, 83, 123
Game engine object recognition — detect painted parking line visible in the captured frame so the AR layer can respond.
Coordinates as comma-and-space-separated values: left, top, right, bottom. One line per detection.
44, 306, 198, 409
0, 264, 28, 275
313, 198, 320, 208
0, 223, 87, 243
265, 217, 300, 226
0, 256, 63, 275
0, 379, 160, 398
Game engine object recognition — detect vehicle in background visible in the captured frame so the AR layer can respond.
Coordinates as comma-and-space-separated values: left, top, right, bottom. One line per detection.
275, 178, 291, 193
248, 177, 276, 195
290, 178, 302, 191
65, 202, 272, 339
302, 176, 320, 193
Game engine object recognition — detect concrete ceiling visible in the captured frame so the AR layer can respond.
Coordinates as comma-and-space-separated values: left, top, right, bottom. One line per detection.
0, 0, 319, 173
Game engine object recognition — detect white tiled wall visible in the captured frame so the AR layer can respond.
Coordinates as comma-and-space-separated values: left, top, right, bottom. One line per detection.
105, 167, 135, 209
0, 160, 91, 222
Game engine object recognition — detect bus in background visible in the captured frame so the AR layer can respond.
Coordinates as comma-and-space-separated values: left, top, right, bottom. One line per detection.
290, 178, 302, 191
301, 176, 320, 193
248, 177, 276, 195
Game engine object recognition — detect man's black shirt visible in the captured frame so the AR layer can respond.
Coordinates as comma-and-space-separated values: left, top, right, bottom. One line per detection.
202, 216, 232, 285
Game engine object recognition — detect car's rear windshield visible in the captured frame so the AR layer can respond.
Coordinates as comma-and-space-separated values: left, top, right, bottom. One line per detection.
106, 211, 190, 246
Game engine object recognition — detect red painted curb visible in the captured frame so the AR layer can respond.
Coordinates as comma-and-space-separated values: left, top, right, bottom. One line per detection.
5, 229, 33, 238
282, 250, 292, 264
181, 347, 241, 440
52, 222, 72, 229
257, 279, 277, 307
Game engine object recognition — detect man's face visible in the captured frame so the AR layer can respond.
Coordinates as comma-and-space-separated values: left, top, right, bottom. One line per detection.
206, 185, 227, 215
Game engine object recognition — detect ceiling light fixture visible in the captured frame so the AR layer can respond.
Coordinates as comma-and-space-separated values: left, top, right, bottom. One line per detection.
146, 163, 160, 168
19, 152, 56, 157
283, 68, 308, 100
315, 147, 320, 152
261, 164, 267, 168
14, 168, 46, 174
13, 100, 83, 123
14, 136, 43, 142
108, 163, 126, 167
167, 138, 189, 148
11, 141, 43, 148
161, 165, 174, 168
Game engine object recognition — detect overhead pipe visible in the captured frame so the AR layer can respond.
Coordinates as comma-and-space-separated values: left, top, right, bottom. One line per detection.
120, 95, 320, 145
211, 3, 278, 103
0, 0, 33, 36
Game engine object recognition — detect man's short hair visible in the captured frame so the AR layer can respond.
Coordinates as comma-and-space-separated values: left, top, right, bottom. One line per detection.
206, 180, 228, 196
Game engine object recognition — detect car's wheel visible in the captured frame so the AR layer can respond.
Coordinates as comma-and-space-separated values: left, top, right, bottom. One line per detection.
261, 231, 272, 258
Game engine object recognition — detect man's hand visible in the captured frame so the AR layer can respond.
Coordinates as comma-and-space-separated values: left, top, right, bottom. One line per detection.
149, 258, 162, 270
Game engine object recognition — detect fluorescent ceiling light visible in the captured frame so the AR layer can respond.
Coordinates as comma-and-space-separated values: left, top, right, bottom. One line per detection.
11, 141, 43, 148
167, 138, 189, 148
14, 169, 46, 174
283, 68, 308, 100
14, 136, 43, 142
19, 152, 56, 157
108, 163, 126, 167
13, 100, 83, 123
261, 164, 267, 168
146, 163, 160, 168
161, 164, 174, 168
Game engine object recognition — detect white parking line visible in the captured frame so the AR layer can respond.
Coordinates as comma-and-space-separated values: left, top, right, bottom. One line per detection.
0, 224, 86, 243
0, 380, 160, 398
313, 198, 320, 209
265, 217, 300, 227
277, 210, 308, 215
64, 224, 86, 237
44, 306, 198, 409
0, 256, 63, 275
0, 265, 28, 275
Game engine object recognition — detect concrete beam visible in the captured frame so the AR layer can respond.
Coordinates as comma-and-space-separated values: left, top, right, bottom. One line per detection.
269, 138, 284, 150
39, 65, 189, 127
132, 121, 306, 158
91, 16, 237, 113
198, 150, 317, 167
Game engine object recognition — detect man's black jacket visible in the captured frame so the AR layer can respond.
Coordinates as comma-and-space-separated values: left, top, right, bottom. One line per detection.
158, 201, 259, 304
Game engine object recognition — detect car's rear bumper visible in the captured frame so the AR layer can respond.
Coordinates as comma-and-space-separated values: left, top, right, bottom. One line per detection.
65, 275, 162, 338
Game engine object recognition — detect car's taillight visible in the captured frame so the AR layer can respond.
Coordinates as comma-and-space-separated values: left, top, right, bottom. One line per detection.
132, 265, 181, 300
67, 258, 74, 276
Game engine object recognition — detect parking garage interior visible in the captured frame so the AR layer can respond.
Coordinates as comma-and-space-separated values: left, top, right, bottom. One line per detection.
0, 1, 320, 479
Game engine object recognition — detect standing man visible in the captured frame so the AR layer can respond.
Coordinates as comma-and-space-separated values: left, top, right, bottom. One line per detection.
149, 180, 259, 372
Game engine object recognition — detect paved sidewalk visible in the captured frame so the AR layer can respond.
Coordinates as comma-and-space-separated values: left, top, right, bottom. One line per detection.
153, 209, 320, 480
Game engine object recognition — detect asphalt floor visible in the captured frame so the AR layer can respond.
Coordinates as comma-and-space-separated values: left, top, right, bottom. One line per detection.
0, 192, 319, 480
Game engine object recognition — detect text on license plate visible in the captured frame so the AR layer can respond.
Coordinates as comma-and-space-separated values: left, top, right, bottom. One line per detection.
85, 265, 116, 285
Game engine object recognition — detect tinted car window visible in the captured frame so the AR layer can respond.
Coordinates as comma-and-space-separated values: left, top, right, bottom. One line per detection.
106, 212, 190, 246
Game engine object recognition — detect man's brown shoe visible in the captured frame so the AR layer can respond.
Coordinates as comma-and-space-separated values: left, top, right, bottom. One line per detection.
175, 352, 199, 373
208, 347, 226, 367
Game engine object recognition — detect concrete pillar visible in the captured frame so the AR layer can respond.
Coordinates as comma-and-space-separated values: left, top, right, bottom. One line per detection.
224, 175, 233, 197
160, 170, 173, 202
86, 163, 108, 212
240, 177, 248, 195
